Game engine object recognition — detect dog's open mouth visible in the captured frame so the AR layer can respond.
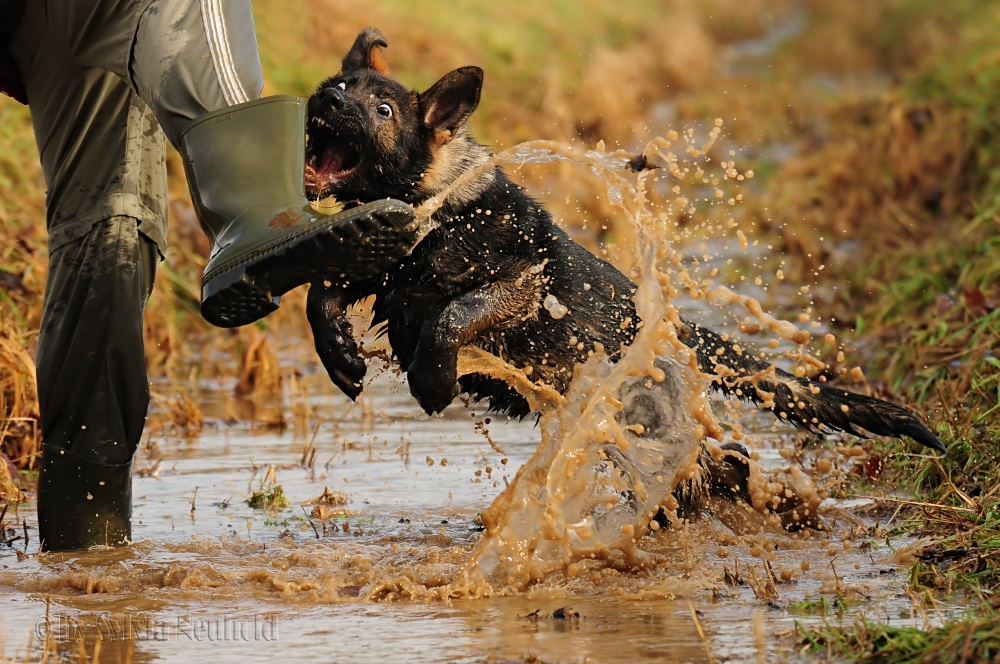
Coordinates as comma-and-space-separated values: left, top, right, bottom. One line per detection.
305, 121, 361, 198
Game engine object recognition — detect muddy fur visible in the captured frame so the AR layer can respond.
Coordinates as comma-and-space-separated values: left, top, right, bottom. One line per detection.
304, 29, 946, 526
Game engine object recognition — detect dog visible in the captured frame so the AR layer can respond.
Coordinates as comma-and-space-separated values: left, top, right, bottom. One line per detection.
302, 29, 945, 527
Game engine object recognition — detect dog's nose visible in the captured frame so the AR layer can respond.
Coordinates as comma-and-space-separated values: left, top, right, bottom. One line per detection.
321, 87, 346, 110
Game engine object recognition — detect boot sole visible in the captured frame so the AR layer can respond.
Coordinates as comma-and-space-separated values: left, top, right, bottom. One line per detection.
201, 200, 417, 328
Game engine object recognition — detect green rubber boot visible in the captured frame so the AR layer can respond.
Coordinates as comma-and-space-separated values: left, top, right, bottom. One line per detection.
180, 96, 418, 328
37, 444, 132, 551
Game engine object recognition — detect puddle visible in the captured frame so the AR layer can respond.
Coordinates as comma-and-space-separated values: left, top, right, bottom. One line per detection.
0, 369, 947, 663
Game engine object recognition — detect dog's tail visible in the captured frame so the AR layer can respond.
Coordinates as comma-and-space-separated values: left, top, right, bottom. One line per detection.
679, 321, 946, 455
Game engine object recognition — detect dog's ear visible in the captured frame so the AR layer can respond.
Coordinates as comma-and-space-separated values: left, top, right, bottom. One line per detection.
419, 67, 483, 139
341, 28, 390, 74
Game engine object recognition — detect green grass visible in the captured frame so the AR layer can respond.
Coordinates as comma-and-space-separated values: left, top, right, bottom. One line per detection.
833, 14, 1000, 596
247, 485, 290, 511
798, 605, 1000, 663
730, 0, 1000, 657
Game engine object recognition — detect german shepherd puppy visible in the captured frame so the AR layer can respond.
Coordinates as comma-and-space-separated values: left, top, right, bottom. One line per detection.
303, 29, 945, 523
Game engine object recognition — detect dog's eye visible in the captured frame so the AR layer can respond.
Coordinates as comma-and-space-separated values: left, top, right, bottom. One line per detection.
336, 81, 346, 91
376, 103, 393, 118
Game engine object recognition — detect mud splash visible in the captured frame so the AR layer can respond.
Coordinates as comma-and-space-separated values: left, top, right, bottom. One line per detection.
0, 129, 881, 664
398, 129, 825, 595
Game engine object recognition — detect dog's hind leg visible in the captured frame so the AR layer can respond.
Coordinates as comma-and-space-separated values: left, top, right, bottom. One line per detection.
663, 442, 826, 532
660, 442, 749, 527
307, 282, 367, 400
407, 280, 538, 414
678, 320, 945, 454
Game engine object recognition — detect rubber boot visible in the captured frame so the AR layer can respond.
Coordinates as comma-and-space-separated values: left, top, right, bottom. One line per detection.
37, 444, 132, 551
180, 95, 418, 328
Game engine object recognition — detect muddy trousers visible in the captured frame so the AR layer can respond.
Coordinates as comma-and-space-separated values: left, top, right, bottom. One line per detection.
36, 219, 157, 550
7, 0, 264, 550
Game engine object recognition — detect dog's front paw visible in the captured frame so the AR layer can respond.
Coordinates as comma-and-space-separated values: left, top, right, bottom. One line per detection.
320, 339, 367, 401
307, 283, 367, 400
407, 356, 460, 414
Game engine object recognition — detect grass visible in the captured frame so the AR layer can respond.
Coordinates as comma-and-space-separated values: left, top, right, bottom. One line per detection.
757, 1, 1000, 658
252, 0, 788, 144
246, 485, 290, 511
246, 465, 291, 511
788, 596, 860, 617
793, 0, 1000, 601
0, 0, 1000, 658
0, 101, 43, 489
798, 604, 1000, 663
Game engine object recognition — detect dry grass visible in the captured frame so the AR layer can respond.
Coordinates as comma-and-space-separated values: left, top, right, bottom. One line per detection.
235, 332, 283, 397
0, 101, 44, 486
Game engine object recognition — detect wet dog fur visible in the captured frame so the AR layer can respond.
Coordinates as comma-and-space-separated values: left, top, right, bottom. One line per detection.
303, 29, 946, 526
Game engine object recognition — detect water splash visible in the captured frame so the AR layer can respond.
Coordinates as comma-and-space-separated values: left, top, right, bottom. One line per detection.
386, 125, 825, 594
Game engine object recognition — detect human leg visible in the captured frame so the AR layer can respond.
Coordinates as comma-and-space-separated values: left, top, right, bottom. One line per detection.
35, 218, 157, 550
130, 1, 418, 327
9, 3, 165, 550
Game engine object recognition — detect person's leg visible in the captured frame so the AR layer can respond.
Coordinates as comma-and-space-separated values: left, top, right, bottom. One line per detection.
36, 218, 157, 467
129, 0, 264, 147
8, 0, 411, 549
8, 1, 169, 256
35, 219, 157, 550
129, 4, 417, 328
9, 2, 165, 551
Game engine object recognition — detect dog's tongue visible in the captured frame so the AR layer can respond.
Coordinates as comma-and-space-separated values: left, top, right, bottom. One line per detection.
306, 146, 348, 195
306, 138, 359, 197
319, 147, 346, 175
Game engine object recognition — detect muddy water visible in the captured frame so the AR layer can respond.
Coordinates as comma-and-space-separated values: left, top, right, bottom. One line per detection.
0, 363, 937, 663
0, 367, 936, 662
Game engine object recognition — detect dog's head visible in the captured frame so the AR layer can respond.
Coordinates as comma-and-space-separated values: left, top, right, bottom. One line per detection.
306, 28, 485, 204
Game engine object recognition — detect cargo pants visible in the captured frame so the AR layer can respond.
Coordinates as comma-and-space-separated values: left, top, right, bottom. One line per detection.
5, 0, 264, 550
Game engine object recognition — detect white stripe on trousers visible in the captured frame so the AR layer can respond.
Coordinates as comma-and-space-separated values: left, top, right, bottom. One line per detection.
200, 0, 249, 106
